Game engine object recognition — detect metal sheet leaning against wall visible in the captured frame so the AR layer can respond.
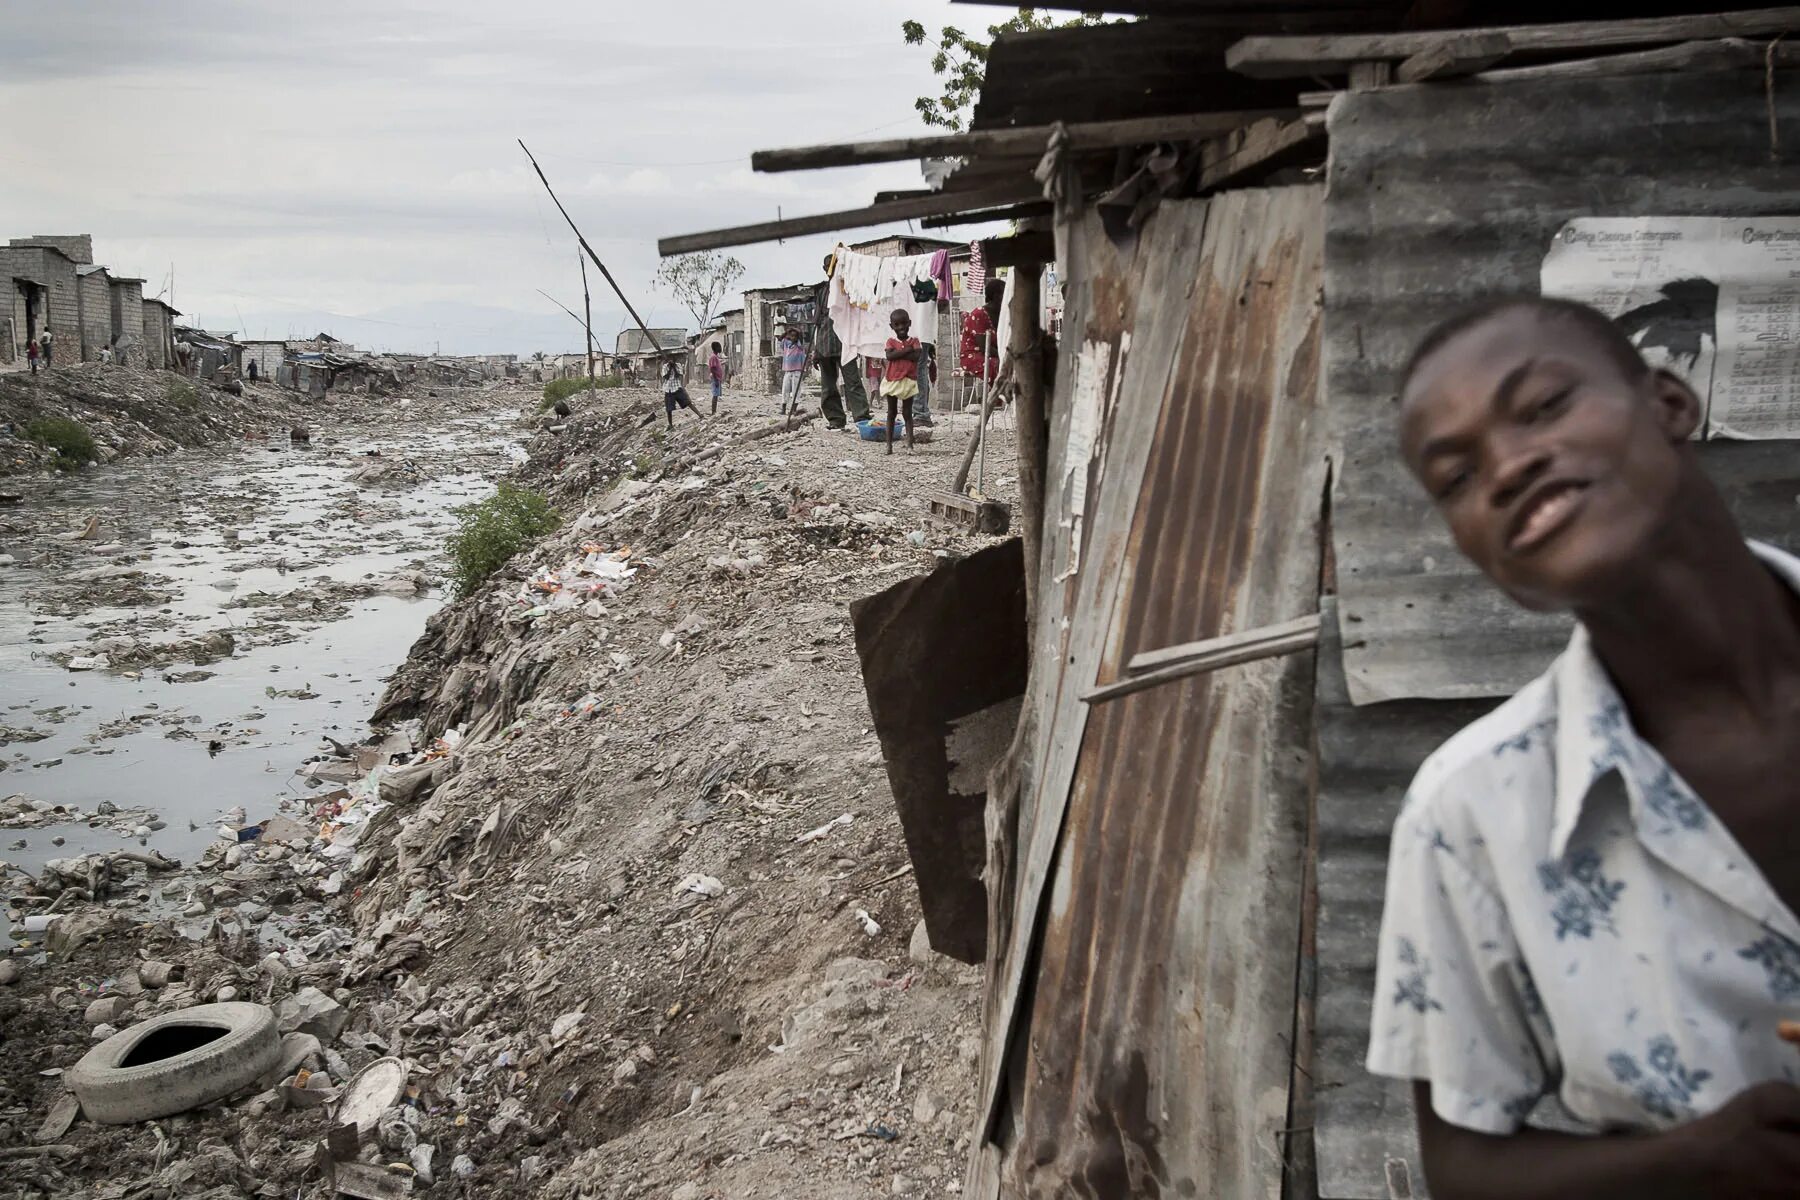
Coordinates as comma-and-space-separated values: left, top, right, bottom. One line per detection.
974, 185, 1329, 1198
1325, 68, 1800, 706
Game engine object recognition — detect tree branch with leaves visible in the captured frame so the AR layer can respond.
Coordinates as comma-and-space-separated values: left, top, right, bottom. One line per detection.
653, 251, 746, 333
902, 8, 1112, 132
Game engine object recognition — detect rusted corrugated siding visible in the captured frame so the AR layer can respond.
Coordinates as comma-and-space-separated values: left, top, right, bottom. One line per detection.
973, 186, 1328, 1198
1313, 601, 1494, 1200
1326, 68, 1800, 705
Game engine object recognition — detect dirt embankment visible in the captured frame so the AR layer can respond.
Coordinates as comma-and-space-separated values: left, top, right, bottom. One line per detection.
352, 391, 1017, 1198
0, 386, 1018, 1199
0, 366, 417, 477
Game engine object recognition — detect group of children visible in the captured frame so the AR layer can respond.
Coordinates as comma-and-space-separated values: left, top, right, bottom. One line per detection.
774, 311, 937, 435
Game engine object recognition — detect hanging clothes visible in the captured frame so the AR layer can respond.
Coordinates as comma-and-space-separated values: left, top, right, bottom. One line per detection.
827, 245, 940, 360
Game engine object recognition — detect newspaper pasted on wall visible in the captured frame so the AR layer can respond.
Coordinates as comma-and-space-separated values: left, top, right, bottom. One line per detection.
1540, 216, 1800, 440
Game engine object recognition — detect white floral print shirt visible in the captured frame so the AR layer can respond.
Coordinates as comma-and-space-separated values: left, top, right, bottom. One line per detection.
1367, 540, 1800, 1136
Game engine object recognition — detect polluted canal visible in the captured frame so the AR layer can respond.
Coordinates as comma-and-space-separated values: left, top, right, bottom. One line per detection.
1, 388, 529, 900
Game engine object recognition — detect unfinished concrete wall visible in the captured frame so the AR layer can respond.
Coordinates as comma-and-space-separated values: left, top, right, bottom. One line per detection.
140, 301, 174, 369
9, 234, 93, 265
77, 268, 112, 360
0, 245, 80, 363
109, 279, 146, 365
241, 341, 285, 378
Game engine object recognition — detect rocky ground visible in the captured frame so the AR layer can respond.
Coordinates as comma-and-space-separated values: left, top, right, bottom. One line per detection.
0, 364, 454, 477
1, 380, 1020, 1199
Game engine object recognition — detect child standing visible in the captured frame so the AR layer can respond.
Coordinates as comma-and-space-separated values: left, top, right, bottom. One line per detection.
707, 340, 725, 414
661, 359, 701, 429
779, 326, 807, 415
880, 309, 921, 456
26, 337, 39, 375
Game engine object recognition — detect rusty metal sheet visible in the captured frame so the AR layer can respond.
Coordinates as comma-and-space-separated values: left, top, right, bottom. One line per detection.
1312, 598, 1498, 1199
1325, 69, 1800, 704
851, 539, 1029, 965
978, 185, 1329, 1198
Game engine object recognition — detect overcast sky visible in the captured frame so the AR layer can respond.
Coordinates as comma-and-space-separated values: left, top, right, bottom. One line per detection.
4, 0, 999, 354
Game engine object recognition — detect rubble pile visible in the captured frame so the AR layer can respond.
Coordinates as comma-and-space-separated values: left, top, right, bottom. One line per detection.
1, 385, 1019, 1197
0, 367, 318, 476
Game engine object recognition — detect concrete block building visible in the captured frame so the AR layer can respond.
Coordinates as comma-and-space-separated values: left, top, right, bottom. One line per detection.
76, 265, 113, 360
0, 242, 80, 366
141, 299, 179, 369
108, 277, 146, 365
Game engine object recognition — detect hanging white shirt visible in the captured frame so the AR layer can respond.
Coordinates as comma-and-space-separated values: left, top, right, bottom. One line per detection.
1368, 540, 1800, 1136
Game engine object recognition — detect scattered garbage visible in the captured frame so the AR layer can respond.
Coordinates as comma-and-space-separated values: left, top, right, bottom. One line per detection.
795, 813, 854, 843
674, 874, 724, 899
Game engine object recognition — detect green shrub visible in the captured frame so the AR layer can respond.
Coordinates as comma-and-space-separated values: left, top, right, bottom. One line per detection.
166, 380, 199, 410
26, 416, 98, 470
446, 483, 560, 599
541, 374, 624, 409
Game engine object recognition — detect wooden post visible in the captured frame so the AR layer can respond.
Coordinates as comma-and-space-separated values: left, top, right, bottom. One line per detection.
519, 140, 666, 358
579, 253, 596, 390
1008, 266, 1046, 629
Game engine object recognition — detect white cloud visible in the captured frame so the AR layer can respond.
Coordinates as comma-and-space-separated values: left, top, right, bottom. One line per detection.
3, 0, 1006, 353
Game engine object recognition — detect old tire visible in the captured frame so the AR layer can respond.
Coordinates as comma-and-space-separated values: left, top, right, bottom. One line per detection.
67, 1001, 281, 1124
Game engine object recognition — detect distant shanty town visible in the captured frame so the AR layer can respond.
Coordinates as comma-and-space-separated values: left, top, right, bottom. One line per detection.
1, 231, 1055, 404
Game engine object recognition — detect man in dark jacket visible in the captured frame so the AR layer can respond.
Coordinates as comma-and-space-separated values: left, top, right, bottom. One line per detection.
812, 262, 871, 430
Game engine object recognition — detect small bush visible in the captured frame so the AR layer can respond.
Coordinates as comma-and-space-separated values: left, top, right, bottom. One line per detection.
166, 380, 199, 410
446, 483, 560, 599
26, 416, 98, 470
541, 374, 624, 409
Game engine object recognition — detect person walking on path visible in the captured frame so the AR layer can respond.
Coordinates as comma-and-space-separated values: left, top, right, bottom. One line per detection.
26, 337, 39, 375
706, 341, 725, 414
660, 359, 702, 430
812, 267, 871, 430
879, 309, 922, 456
779, 326, 808, 416
38, 329, 54, 370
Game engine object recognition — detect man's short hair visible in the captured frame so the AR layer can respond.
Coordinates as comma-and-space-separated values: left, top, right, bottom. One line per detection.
1400, 295, 1650, 399
890, 308, 910, 322
711, 341, 721, 351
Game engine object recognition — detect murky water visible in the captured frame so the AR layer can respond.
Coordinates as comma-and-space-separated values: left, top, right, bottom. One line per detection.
0, 401, 527, 877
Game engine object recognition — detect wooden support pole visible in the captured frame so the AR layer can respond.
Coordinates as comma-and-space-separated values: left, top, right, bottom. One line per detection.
1197, 117, 1322, 193
749, 110, 1293, 173
923, 201, 1055, 231
659, 183, 1042, 257
519, 139, 665, 356
579, 253, 596, 389
1009, 267, 1046, 631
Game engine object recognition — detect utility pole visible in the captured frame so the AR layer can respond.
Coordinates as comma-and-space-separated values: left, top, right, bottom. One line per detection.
579, 252, 596, 390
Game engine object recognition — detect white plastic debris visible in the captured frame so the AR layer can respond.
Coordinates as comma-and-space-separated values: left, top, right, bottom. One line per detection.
795, 813, 854, 843
674, 874, 724, 898
854, 909, 882, 937
67, 655, 110, 671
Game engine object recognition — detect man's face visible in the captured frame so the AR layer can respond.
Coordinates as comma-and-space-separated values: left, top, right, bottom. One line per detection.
1399, 308, 1701, 612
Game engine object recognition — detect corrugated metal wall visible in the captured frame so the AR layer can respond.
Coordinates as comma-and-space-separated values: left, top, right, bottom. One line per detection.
1326, 68, 1800, 706
972, 186, 1329, 1198
1316, 68, 1800, 1198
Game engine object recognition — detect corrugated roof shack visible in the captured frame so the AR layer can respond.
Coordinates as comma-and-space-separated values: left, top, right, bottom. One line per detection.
660, 8, 1800, 1196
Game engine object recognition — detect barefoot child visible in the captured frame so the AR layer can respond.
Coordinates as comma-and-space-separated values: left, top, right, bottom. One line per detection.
880, 310, 921, 456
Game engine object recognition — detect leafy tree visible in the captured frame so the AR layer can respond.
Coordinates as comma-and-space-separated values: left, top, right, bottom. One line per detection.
902, 8, 1111, 132
653, 252, 746, 333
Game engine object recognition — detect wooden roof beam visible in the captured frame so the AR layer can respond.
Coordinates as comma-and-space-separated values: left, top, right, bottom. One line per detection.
750, 110, 1292, 173
1226, 7, 1800, 79
658, 183, 1042, 257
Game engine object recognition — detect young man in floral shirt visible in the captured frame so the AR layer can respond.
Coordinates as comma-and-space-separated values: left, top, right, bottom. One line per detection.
1370, 296, 1800, 1199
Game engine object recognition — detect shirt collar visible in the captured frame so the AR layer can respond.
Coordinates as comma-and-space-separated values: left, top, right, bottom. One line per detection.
1547, 539, 1800, 860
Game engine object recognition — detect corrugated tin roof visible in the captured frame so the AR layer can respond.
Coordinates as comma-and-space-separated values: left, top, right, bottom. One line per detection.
1323, 67, 1800, 706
